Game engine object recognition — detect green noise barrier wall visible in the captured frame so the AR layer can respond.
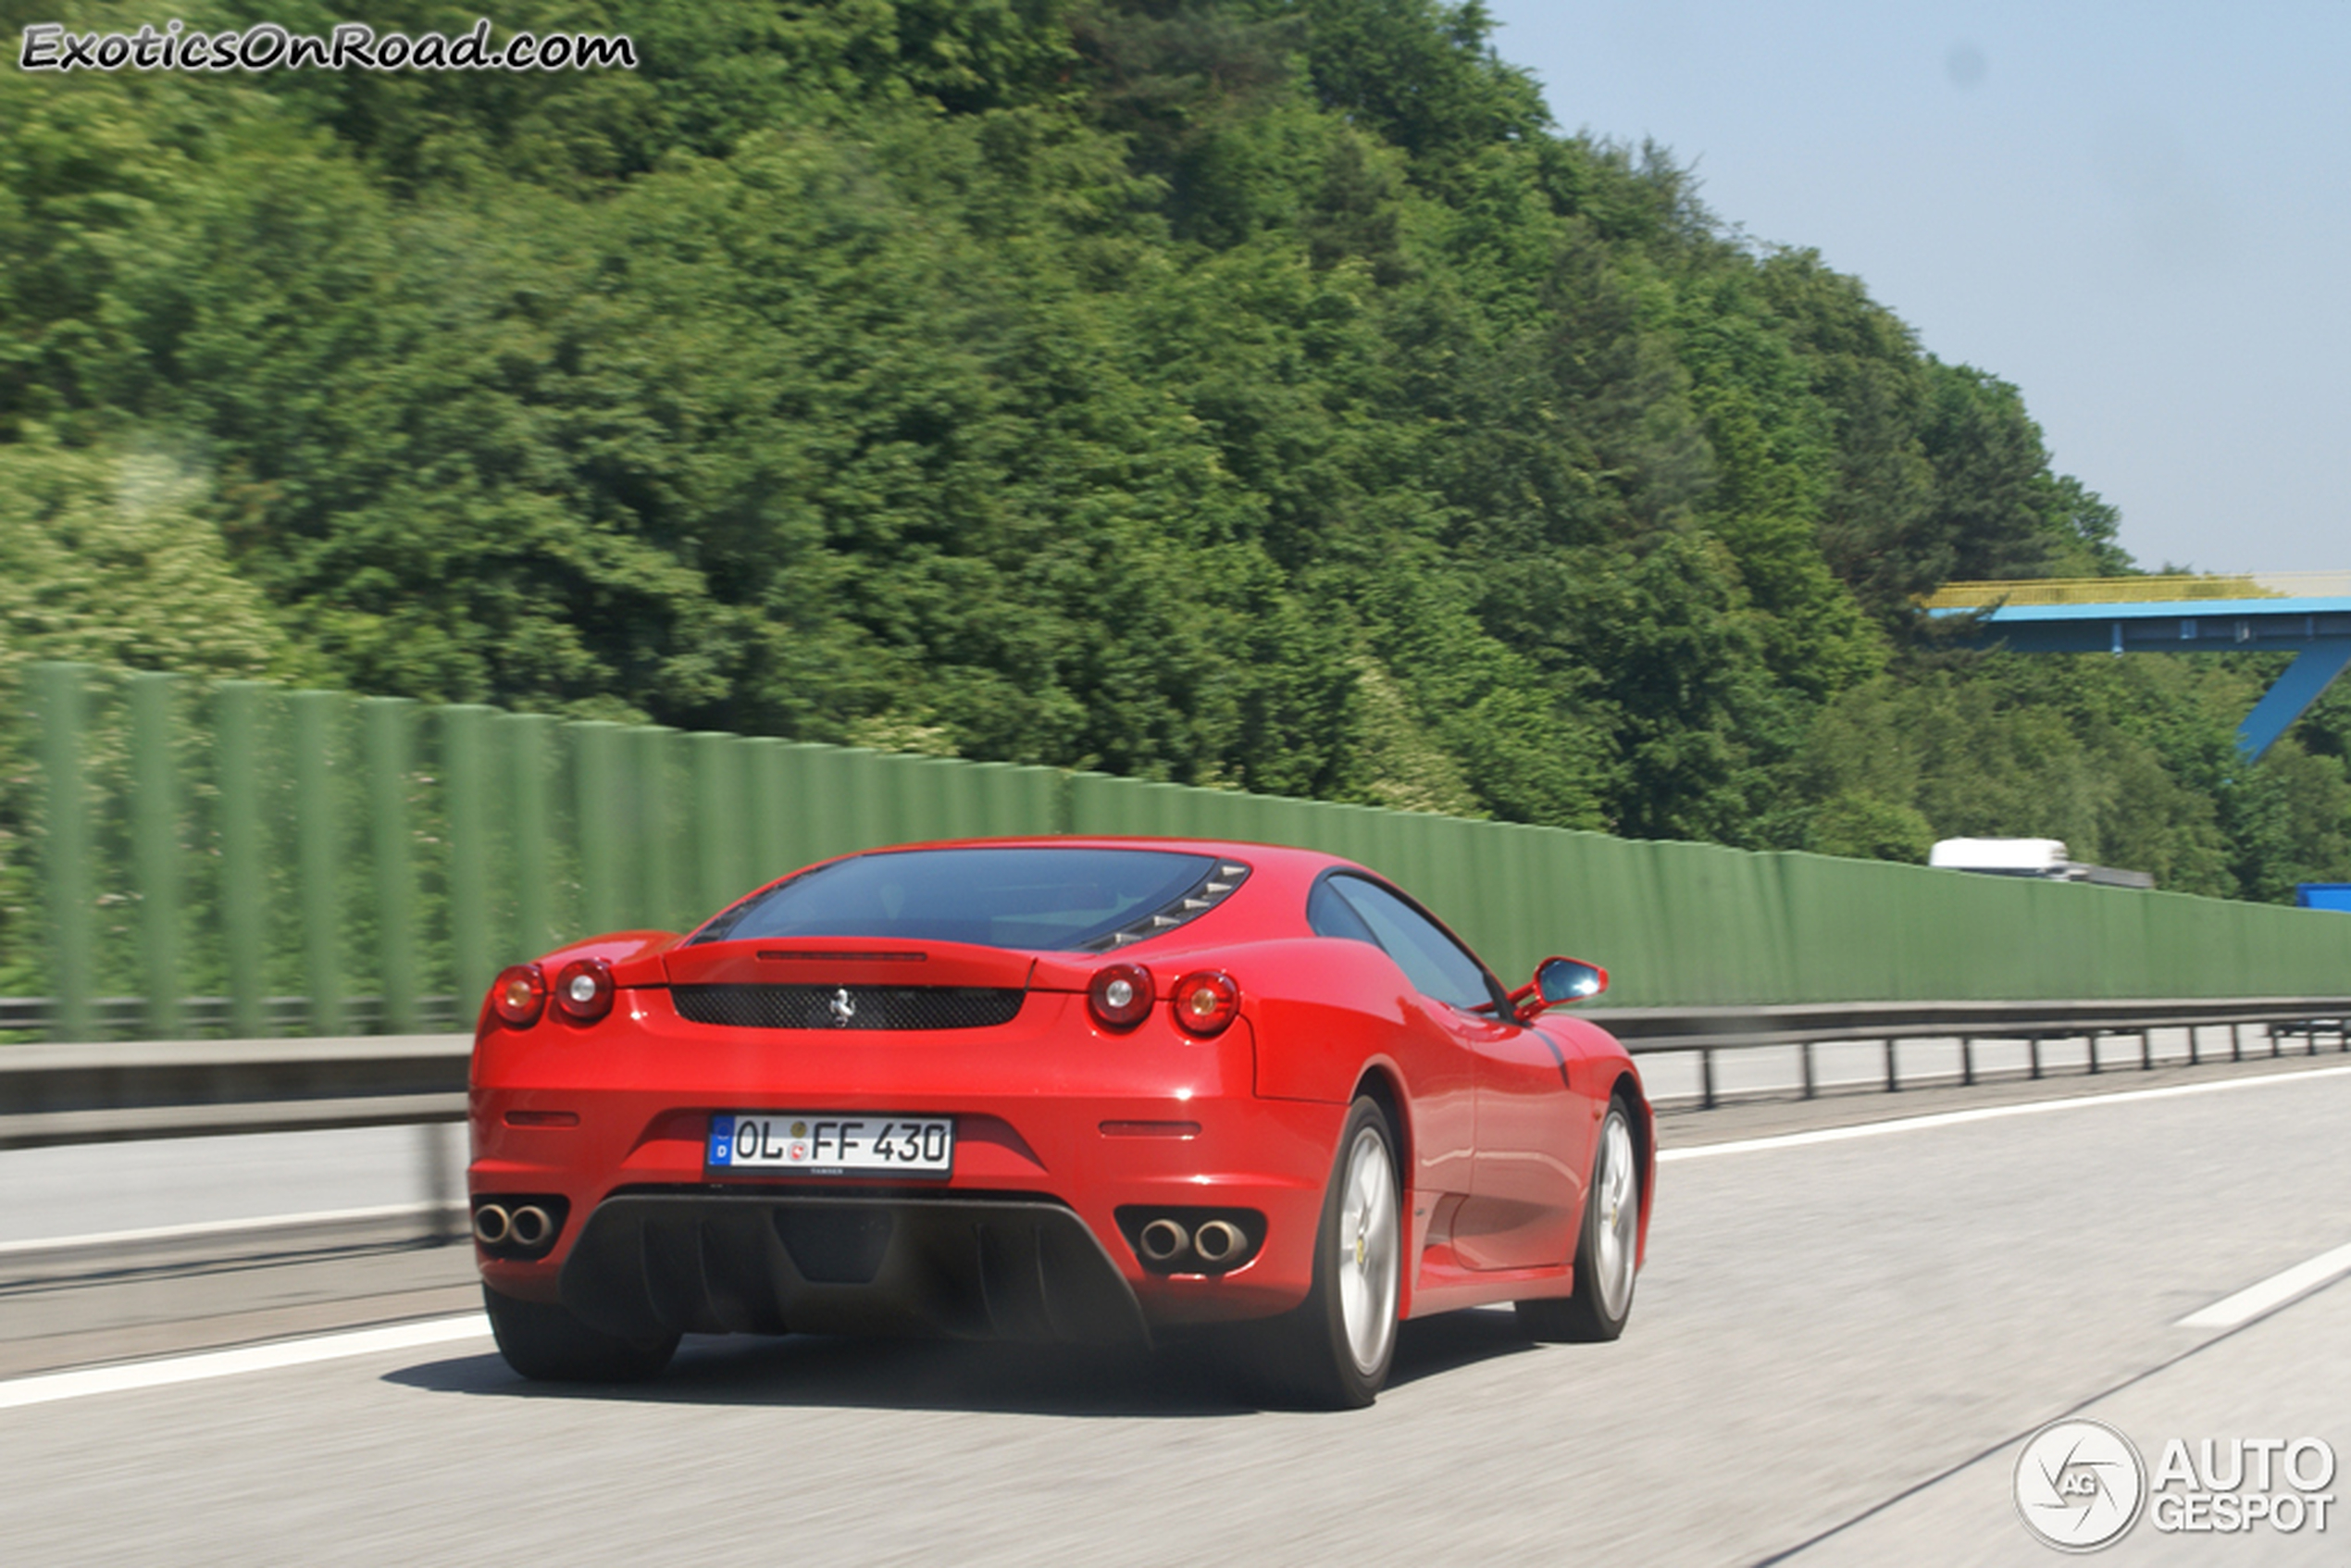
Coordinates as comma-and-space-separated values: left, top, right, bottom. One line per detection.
15, 662, 2351, 1041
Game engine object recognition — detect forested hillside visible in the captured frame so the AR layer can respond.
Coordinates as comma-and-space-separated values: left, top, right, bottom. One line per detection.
5, 0, 2347, 902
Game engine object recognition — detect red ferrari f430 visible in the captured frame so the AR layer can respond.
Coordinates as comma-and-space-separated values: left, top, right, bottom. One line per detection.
468, 839, 1653, 1406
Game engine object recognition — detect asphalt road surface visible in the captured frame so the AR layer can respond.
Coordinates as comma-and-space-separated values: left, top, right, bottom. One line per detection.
5, 1057, 2347, 1567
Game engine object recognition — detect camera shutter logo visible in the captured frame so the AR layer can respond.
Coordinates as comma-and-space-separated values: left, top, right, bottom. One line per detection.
2016, 1419, 2146, 1552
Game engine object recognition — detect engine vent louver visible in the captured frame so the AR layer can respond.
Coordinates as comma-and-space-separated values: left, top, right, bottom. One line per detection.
1080, 860, 1252, 952
673, 985, 1026, 1031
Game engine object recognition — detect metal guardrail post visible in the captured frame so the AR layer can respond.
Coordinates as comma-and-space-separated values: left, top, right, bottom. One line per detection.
1799, 1039, 1816, 1099
1960, 1036, 1975, 1087
417, 1120, 459, 1245
1699, 1047, 1716, 1110
35, 663, 93, 1044
1885, 1038, 1899, 1092
2029, 1035, 2043, 1078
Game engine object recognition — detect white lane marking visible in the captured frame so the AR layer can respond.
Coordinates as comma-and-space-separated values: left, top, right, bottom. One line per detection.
1658, 1064, 2351, 1163
3, 1068, 2339, 1406
2176, 1241, 2351, 1329
0, 1313, 491, 1412
0, 1202, 457, 1257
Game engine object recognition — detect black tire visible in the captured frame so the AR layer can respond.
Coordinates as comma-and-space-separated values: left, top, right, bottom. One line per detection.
1516, 1097, 1641, 1343
1260, 1096, 1404, 1409
483, 1285, 680, 1382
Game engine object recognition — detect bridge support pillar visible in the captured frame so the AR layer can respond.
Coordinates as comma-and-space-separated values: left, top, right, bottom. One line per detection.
2238, 639, 2351, 759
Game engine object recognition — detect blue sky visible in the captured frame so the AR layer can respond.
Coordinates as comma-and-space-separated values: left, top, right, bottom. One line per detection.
1481, 1, 2350, 574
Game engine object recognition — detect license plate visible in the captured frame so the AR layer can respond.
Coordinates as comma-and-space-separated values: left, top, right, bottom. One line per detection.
707, 1114, 954, 1177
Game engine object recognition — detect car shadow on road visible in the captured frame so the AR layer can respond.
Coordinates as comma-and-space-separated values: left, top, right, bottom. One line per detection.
383, 1304, 1542, 1418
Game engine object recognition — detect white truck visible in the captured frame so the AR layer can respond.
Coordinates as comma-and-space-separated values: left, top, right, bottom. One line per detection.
1928, 838, 2156, 890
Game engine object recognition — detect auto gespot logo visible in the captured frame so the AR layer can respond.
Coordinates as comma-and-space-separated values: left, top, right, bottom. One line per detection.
2015, 1419, 2337, 1552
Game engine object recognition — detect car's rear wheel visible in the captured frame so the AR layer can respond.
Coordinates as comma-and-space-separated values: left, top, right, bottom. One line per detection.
483, 1285, 680, 1381
1261, 1096, 1402, 1409
1516, 1098, 1640, 1342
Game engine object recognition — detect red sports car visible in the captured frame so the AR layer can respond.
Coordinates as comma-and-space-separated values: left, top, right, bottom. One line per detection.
468, 838, 1653, 1406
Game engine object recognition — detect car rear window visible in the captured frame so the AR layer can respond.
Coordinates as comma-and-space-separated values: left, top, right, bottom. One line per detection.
692, 847, 1223, 952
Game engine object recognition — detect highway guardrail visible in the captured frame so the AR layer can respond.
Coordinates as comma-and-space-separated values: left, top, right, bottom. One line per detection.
1600, 997, 2351, 1107
5, 1002, 2343, 1261
5, 998, 2348, 1147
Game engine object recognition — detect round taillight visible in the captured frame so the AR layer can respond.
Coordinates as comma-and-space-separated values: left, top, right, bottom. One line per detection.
491, 964, 546, 1028
1088, 963, 1153, 1030
1171, 970, 1239, 1037
552, 957, 615, 1024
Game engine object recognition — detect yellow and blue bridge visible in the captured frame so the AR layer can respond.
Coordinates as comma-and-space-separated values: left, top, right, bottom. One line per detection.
1923, 572, 2351, 760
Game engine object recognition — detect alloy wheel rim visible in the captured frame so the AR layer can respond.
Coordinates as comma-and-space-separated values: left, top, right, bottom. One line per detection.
1593, 1112, 1638, 1319
1336, 1126, 1399, 1375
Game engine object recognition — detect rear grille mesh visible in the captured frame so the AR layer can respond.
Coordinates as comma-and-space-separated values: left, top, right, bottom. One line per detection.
672, 984, 1025, 1031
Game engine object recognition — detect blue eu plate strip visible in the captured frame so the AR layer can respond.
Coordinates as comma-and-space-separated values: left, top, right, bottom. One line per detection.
707, 1114, 733, 1166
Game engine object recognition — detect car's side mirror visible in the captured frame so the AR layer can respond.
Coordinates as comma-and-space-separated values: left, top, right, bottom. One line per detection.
1515, 955, 1607, 1020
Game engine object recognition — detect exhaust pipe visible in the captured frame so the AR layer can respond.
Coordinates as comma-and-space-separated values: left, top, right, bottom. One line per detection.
1138, 1217, 1189, 1264
1192, 1219, 1247, 1266
472, 1203, 512, 1247
508, 1205, 554, 1250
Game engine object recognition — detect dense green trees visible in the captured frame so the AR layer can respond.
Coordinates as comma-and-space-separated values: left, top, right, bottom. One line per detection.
4, 0, 2345, 902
